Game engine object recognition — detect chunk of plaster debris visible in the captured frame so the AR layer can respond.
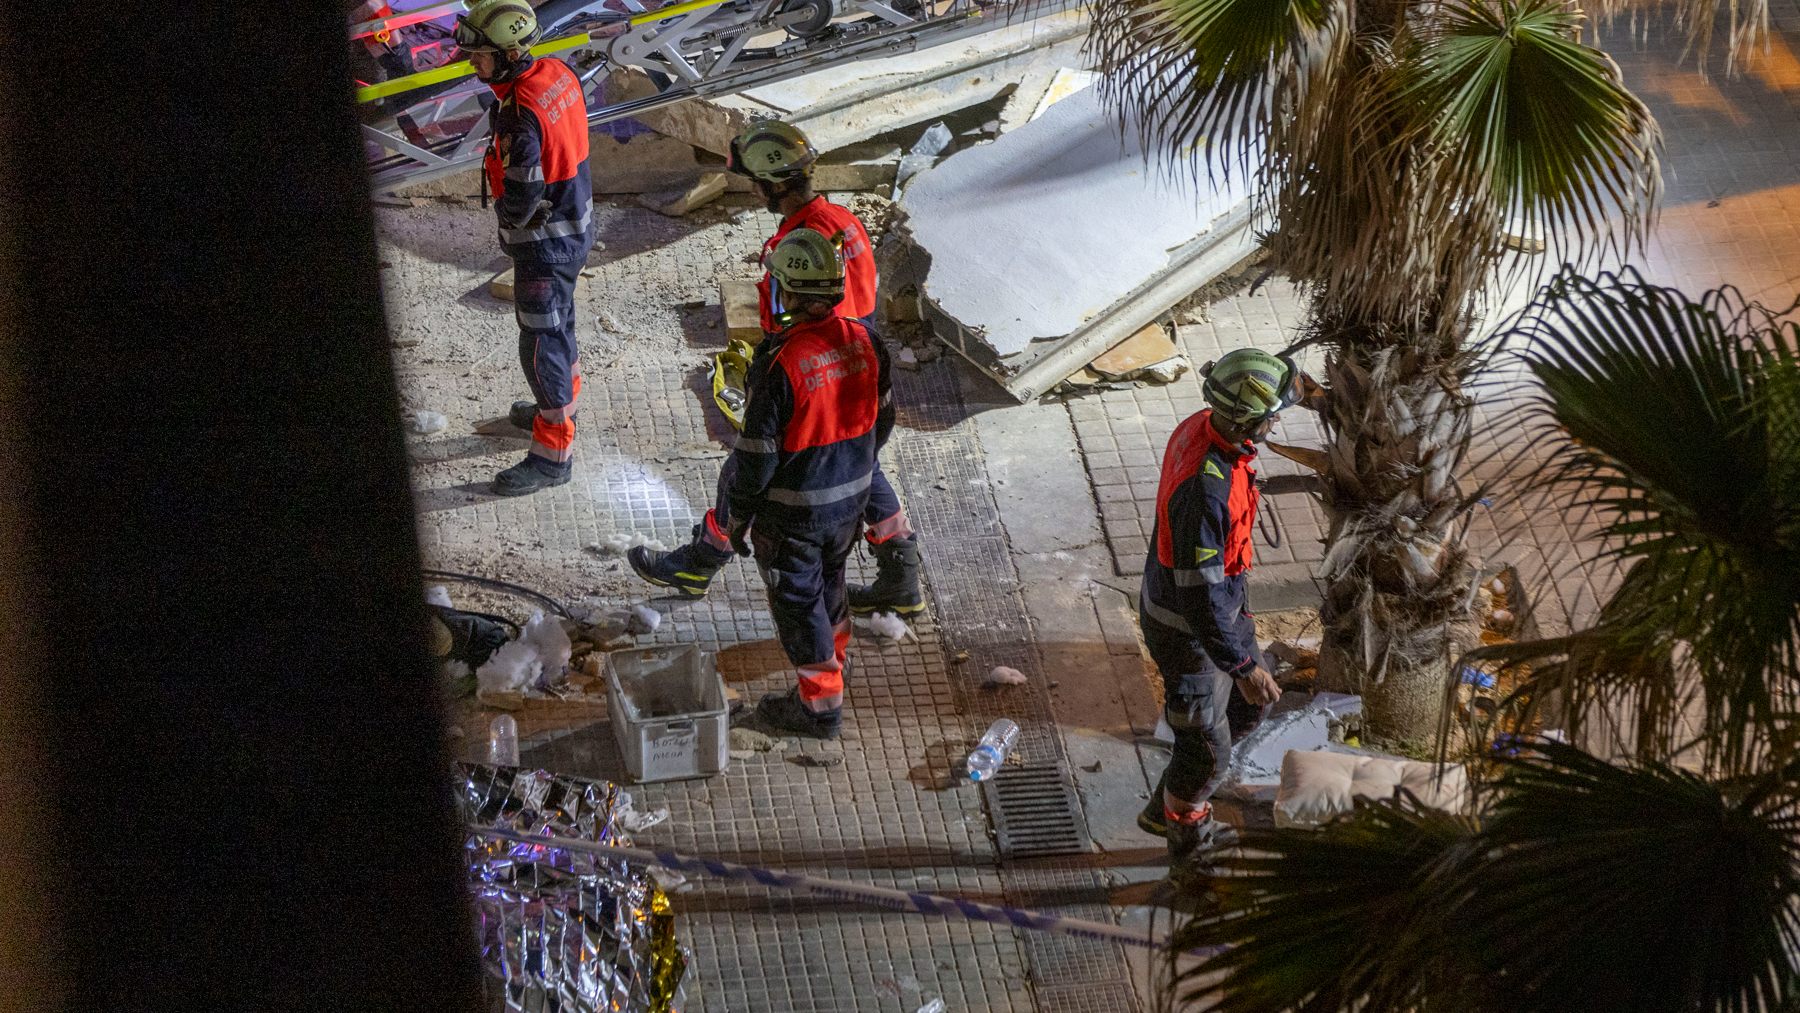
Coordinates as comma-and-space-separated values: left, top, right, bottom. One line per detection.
628, 605, 663, 635
861, 611, 914, 642
983, 665, 1028, 687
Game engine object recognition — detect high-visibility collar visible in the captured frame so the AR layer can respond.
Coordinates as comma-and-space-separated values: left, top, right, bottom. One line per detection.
1198, 409, 1257, 462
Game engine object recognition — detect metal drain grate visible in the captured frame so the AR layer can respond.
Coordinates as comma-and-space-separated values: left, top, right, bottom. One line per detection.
982, 764, 1089, 859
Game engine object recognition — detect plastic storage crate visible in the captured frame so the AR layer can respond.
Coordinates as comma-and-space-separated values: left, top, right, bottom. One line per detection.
605, 645, 729, 783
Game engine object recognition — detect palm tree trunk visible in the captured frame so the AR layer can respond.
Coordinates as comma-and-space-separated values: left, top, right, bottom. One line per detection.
1313, 340, 1483, 747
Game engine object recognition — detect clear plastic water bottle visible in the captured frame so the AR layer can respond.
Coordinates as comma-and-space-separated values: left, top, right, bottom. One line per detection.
488, 714, 520, 767
966, 718, 1020, 782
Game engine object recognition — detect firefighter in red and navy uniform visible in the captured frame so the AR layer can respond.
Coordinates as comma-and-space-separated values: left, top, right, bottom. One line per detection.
1136, 348, 1322, 874
629, 121, 926, 623
457, 0, 596, 496
720, 228, 892, 738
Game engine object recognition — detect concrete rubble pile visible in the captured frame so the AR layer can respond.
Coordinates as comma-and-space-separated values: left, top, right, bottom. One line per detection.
397, 12, 1090, 210
885, 81, 1261, 402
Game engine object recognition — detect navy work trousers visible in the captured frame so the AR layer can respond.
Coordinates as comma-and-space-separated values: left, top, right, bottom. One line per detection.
1140, 606, 1270, 804
514, 257, 583, 474
751, 517, 862, 711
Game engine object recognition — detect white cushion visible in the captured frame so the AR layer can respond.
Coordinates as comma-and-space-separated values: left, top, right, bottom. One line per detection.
1273, 750, 1470, 829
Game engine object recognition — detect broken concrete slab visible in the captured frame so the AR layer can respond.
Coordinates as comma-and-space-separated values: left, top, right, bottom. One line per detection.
1027, 67, 1099, 122
892, 82, 1258, 402
1088, 323, 1184, 382
610, 12, 1090, 157
640, 170, 728, 217
489, 266, 516, 302
591, 132, 713, 195
721, 279, 762, 344
812, 140, 902, 194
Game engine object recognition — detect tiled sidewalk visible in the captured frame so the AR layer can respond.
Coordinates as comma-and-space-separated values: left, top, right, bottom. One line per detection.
387, 11, 1798, 1008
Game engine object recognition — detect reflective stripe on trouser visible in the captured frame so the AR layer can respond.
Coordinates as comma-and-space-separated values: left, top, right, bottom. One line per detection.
1139, 606, 1269, 805
752, 518, 861, 711
699, 457, 743, 554
863, 466, 913, 543
514, 258, 583, 469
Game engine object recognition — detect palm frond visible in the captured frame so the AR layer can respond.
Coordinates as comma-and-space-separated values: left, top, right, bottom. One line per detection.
1487, 267, 1800, 771
1396, 0, 1661, 266
1170, 799, 1482, 1011
1589, 0, 1772, 75
1446, 742, 1800, 1012
1087, 0, 1348, 179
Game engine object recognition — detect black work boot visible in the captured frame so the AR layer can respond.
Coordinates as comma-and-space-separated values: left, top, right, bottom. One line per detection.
492, 457, 570, 497
628, 529, 733, 598
848, 536, 925, 618
1137, 771, 1172, 838
755, 687, 843, 739
1166, 806, 1235, 897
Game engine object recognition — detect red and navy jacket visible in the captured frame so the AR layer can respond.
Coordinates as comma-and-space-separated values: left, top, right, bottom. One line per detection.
726, 314, 893, 529
1141, 409, 1261, 676
483, 56, 594, 265
758, 197, 876, 332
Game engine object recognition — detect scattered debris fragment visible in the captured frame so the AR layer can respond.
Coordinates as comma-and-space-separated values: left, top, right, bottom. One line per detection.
728, 726, 783, 759
627, 605, 663, 636
983, 665, 1028, 687
791, 752, 844, 768
916, 1000, 947, 1013
476, 610, 573, 694
860, 611, 915, 642
618, 804, 671, 833
641, 170, 728, 217
488, 267, 516, 301
425, 585, 454, 608
647, 866, 689, 891
409, 410, 448, 434
720, 279, 763, 344
1085, 323, 1188, 385
896, 121, 953, 188
598, 532, 669, 555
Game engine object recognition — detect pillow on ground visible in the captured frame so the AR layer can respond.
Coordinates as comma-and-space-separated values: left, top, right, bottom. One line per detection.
1274, 750, 1469, 829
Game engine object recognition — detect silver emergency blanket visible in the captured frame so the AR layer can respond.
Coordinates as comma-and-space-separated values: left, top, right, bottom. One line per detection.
460, 763, 685, 1013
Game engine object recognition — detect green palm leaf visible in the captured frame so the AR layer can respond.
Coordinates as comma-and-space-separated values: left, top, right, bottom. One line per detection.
1164, 744, 1800, 1012
1087, 0, 1347, 175
1448, 742, 1800, 1013
1169, 799, 1482, 1011
1478, 267, 1800, 772
1396, 0, 1661, 265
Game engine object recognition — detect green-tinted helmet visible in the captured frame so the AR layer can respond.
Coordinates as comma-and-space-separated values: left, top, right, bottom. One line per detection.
767, 228, 846, 301
1201, 347, 1299, 425
728, 121, 819, 183
455, 0, 539, 53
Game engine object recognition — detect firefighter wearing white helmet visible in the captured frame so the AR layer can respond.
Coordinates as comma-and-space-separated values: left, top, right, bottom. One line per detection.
458, 0, 598, 496
1136, 346, 1325, 883
634, 229, 893, 740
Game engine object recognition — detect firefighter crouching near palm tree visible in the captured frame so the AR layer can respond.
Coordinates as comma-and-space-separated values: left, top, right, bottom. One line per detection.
1136, 347, 1325, 873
